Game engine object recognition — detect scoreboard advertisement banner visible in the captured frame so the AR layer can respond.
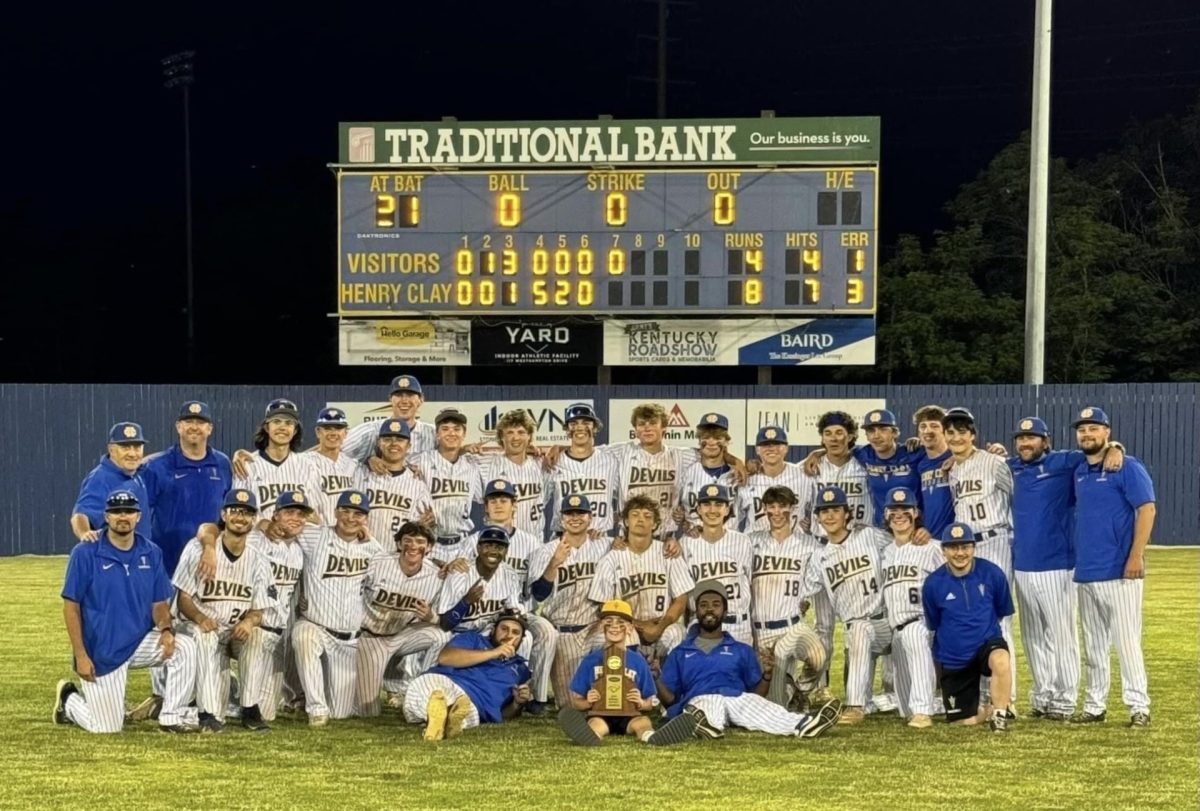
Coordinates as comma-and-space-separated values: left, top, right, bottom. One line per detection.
746, 398, 887, 446
470, 319, 602, 366
338, 319, 471, 366
327, 399, 590, 447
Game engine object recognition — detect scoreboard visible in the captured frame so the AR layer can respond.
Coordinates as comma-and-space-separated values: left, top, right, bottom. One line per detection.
335, 117, 881, 318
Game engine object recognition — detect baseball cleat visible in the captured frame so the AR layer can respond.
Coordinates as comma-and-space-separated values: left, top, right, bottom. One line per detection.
648, 712, 700, 746
445, 696, 473, 740
837, 706, 865, 725
199, 715, 226, 734
988, 710, 1009, 733
523, 700, 549, 717
798, 697, 842, 738
240, 707, 271, 733
1069, 711, 1106, 725
384, 691, 405, 710
871, 693, 898, 714
683, 705, 724, 739
158, 723, 197, 734
1129, 712, 1150, 728
423, 691, 448, 741
308, 714, 329, 729
557, 707, 602, 746
1042, 711, 1071, 722
1028, 707, 1047, 719
907, 714, 933, 729
127, 695, 163, 723
53, 680, 78, 725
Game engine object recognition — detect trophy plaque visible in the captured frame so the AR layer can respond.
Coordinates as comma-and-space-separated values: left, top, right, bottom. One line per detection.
589, 644, 639, 717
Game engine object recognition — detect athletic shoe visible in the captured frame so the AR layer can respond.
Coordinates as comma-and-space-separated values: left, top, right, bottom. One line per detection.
446, 696, 473, 740
1042, 711, 1071, 722
127, 695, 163, 723
1129, 712, 1150, 728
907, 714, 933, 729
872, 693, 898, 713
158, 723, 196, 734
798, 697, 842, 738
557, 707, 602, 746
683, 705, 724, 739
224, 704, 242, 720
384, 690, 405, 710
423, 690, 448, 741
1069, 711, 1106, 725
523, 700, 549, 717
837, 706, 865, 725
308, 714, 329, 729
787, 688, 811, 715
240, 707, 271, 733
1028, 707, 1047, 719
199, 715, 226, 734
648, 712, 700, 746
53, 680, 77, 725
989, 710, 1009, 733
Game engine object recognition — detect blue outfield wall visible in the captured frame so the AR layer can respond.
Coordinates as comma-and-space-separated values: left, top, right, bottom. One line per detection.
1, 382, 1195, 555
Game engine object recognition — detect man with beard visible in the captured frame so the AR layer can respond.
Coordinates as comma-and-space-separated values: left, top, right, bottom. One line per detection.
544, 403, 617, 538
675, 413, 741, 535
680, 484, 754, 645
233, 399, 326, 522
738, 426, 815, 535
358, 420, 434, 544
302, 407, 359, 520
437, 526, 524, 635
71, 422, 151, 542
410, 408, 482, 565
342, 374, 436, 462
477, 409, 548, 538
656, 580, 842, 739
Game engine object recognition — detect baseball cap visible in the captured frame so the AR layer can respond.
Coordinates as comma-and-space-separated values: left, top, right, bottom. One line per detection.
484, 479, 515, 499
264, 398, 300, 422
942, 407, 976, 425
1013, 417, 1049, 438
494, 607, 527, 631
108, 422, 146, 445
814, 485, 849, 510
223, 488, 259, 511
316, 407, 349, 427
434, 407, 468, 427
559, 494, 593, 514
863, 409, 898, 429
390, 375, 423, 396
178, 401, 212, 422
696, 483, 731, 503
105, 490, 141, 512
884, 487, 918, 510
599, 599, 634, 622
564, 402, 600, 423
378, 419, 412, 439
1072, 406, 1111, 428
276, 490, 313, 512
940, 522, 977, 545
698, 412, 730, 431
755, 425, 788, 445
692, 579, 728, 605
477, 525, 511, 546
336, 490, 371, 513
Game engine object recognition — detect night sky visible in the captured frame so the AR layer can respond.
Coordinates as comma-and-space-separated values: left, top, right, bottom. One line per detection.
4, 1, 1198, 385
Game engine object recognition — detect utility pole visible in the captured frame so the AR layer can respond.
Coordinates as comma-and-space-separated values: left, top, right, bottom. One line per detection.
162, 51, 196, 372
1024, 0, 1052, 384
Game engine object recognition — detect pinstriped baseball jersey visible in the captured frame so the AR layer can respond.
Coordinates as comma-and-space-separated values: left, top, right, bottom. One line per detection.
677, 461, 740, 530
881, 541, 945, 628
344, 418, 435, 463
478, 454, 549, 535
738, 463, 817, 534
246, 531, 303, 630
459, 526, 543, 610
680, 531, 754, 621
173, 537, 275, 627
547, 451, 618, 533
527, 539, 609, 626
410, 450, 481, 539
361, 557, 443, 636
358, 468, 433, 545
606, 442, 698, 534
435, 565, 523, 631
803, 526, 889, 621
590, 544, 696, 622
950, 449, 1014, 531
748, 530, 821, 624
813, 456, 873, 528
232, 450, 325, 522
302, 449, 360, 521
294, 525, 382, 633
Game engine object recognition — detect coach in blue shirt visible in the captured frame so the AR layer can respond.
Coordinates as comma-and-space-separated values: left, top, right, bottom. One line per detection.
54, 491, 199, 733
70, 422, 151, 543
1070, 407, 1155, 727
923, 522, 1015, 732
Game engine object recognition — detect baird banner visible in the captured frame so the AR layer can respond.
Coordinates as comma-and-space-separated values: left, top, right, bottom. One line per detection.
602, 318, 876, 366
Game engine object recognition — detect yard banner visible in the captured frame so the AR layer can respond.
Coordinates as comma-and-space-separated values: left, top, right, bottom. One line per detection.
338, 319, 471, 366
602, 318, 875, 366
470, 319, 602, 366
327, 399, 590, 447
746, 398, 888, 448
608, 399, 748, 449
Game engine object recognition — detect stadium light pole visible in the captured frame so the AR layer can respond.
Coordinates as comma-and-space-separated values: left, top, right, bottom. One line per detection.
1024, 0, 1052, 385
162, 51, 196, 372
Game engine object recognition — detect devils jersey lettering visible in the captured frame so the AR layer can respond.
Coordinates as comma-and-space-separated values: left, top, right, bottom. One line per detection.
677, 461, 741, 531
436, 565, 523, 631
410, 450, 481, 540
547, 451, 618, 534
174, 536, 275, 627
477, 454, 549, 537
680, 531, 754, 625
812, 456, 873, 529
803, 526, 889, 622
294, 525, 382, 633
607, 442, 698, 535
247, 530, 304, 630
233, 450, 326, 522
302, 450, 360, 522
950, 449, 1014, 531
528, 539, 610, 626
738, 463, 816, 534
590, 544, 695, 621
361, 556, 443, 636
749, 530, 821, 624
357, 467, 433, 545
461, 526, 542, 610
880, 540, 944, 629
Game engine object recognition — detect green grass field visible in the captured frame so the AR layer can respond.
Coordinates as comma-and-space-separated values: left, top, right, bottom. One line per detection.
2, 549, 1196, 810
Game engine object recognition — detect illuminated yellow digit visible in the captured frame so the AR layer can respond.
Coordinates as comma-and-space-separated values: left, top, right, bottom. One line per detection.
498, 193, 522, 227
606, 192, 628, 226
851, 248, 865, 272
502, 249, 518, 275
803, 278, 821, 304
578, 279, 594, 306
456, 280, 473, 305
554, 249, 571, 275
607, 249, 625, 275
375, 194, 396, 228
481, 251, 496, 275
532, 249, 549, 276
455, 249, 473, 276
802, 249, 821, 272
745, 278, 763, 304
532, 280, 548, 305
745, 249, 764, 273
713, 192, 736, 225
406, 195, 420, 226
847, 278, 864, 305
504, 281, 519, 304
577, 248, 594, 276
479, 280, 496, 306
554, 280, 570, 305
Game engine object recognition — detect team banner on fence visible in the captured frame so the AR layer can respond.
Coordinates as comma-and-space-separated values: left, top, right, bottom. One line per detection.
338, 319, 471, 366
608, 399, 748, 449
746, 398, 888, 445
602, 318, 876, 366
470, 319, 602, 366
327, 400, 591, 447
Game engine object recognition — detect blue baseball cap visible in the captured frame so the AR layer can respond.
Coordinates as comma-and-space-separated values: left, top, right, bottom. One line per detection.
105, 490, 141, 512
108, 422, 146, 445
477, 525, 511, 546
1072, 406, 1111, 428
564, 402, 599, 423
336, 490, 371, 513
884, 487, 918, 510
940, 522, 977, 545
863, 409, 898, 429
178, 401, 212, 422
390, 375, 423, 396
696, 483, 731, 503
316, 407, 349, 427
378, 419, 411, 438
560, 494, 593, 513
223, 488, 259, 511
264, 398, 300, 422
755, 426, 788, 445
1013, 417, 1049, 438
276, 490, 314, 512
484, 479, 516, 499
698, 412, 730, 431
814, 485, 849, 510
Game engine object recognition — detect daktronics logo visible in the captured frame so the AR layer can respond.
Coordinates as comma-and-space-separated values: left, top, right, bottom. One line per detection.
667, 404, 690, 428
481, 405, 570, 434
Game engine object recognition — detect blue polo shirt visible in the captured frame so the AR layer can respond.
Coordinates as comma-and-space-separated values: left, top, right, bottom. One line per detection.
659, 630, 761, 718
570, 646, 657, 704
61, 532, 172, 677
917, 450, 955, 537
426, 631, 531, 723
1073, 456, 1155, 583
1008, 450, 1085, 572
141, 445, 233, 576
72, 457, 151, 533
853, 445, 924, 525
922, 558, 1014, 670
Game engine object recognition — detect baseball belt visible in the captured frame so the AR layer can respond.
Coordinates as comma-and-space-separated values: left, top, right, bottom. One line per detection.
556, 624, 590, 633
302, 616, 360, 641
723, 613, 750, 625
436, 535, 462, 546
753, 616, 802, 631
893, 616, 922, 633
260, 624, 285, 636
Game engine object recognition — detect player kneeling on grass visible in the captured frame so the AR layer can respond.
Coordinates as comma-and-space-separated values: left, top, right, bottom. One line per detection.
922, 522, 1016, 732
404, 609, 532, 741
654, 580, 843, 740
558, 599, 695, 747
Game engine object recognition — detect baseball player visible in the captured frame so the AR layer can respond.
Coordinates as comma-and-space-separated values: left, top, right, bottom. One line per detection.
437, 525, 524, 634
747, 486, 827, 711
807, 412, 873, 527
409, 408, 482, 564
302, 407, 359, 520
357, 419, 434, 543
232, 399, 326, 523
590, 496, 695, 661
476, 409, 548, 537
528, 495, 609, 708
803, 485, 892, 725
675, 413, 741, 535
356, 521, 448, 716
879, 487, 943, 728
342, 374, 436, 462
680, 484, 754, 644
942, 407, 1016, 704
853, 410, 926, 523
922, 522, 1016, 732
290, 489, 382, 726
173, 488, 276, 733
655, 580, 843, 739
70, 422, 151, 543
557, 599, 694, 746
544, 402, 618, 537
608, 403, 699, 538
1070, 407, 1155, 727
913, 405, 955, 537
54, 490, 200, 734
738, 426, 815, 535
403, 609, 532, 740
